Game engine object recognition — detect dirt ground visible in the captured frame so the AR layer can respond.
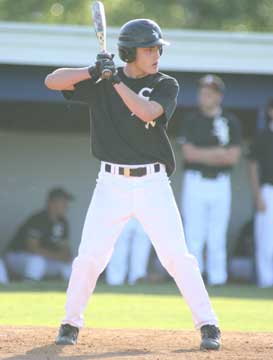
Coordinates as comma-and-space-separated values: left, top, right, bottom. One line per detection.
0, 327, 272, 360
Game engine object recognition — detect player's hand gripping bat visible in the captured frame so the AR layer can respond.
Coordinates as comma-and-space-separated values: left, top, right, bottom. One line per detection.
91, 1, 112, 82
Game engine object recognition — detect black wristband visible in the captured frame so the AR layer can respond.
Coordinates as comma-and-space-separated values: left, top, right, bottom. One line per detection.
112, 73, 121, 85
88, 65, 99, 82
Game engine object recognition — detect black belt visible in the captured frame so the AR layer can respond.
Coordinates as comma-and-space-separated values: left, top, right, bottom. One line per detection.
187, 169, 227, 179
105, 163, 160, 177
201, 171, 220, 179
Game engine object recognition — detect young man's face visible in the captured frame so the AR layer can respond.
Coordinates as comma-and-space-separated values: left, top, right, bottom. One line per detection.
134, 46, 161, 74
48, 197, 69, 218
198, 86, 223, 110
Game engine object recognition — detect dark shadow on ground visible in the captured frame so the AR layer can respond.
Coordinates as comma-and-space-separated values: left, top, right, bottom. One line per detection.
172, 348, 201, 354
2, 343, 203, 359
2, 343, 152, 359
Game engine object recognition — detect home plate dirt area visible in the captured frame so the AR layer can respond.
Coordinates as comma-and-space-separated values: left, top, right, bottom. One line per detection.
0, 327, 272, 360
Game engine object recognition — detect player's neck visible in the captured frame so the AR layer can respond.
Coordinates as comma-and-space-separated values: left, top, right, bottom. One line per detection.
47, 208, 59, 222
200, 106, 222, 118
123, 64, 150, 79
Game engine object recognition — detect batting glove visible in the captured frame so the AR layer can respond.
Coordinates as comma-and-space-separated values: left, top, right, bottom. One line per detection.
88, 52, 114, 82
99, 57, 121, 84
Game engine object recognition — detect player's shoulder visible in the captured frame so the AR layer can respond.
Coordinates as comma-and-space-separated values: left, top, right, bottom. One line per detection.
27, 210, 47, 225
222, 111, 239, 124
155, 72, 179, 88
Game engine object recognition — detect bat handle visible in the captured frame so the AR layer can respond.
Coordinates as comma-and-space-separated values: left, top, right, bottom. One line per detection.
101, 68, 112, 79
96, 68, 113, 84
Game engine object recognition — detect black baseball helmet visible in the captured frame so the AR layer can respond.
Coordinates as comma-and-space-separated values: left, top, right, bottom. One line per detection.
118, 19, 169, 63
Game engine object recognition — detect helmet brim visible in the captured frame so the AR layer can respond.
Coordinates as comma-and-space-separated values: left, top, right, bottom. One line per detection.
118, 38, 170, 48
154, 38, 170, 46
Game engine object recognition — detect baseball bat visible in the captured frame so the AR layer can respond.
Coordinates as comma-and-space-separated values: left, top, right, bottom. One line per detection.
91, 1, 112, 81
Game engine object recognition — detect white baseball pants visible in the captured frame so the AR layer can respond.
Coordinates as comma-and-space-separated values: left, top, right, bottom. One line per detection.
6, 252, 71, 281
106, 217, 151, 285
182, 170, 231, 285
62, 162, 218, 329
255, 184, 273, 288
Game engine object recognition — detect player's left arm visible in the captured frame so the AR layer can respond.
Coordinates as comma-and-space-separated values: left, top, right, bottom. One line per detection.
182, 145, 240, 166
114, 82, 163, 123
114, 78, 179, 124
100, 57, 179, 123
183, 115, 242, 166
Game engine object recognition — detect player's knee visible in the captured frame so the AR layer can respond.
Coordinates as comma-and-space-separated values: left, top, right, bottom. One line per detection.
25, 255, 47, 280
162, 252, 199, 277
72, 254, 104, 276
160, 254, 180, 277
183, 253, 199, 268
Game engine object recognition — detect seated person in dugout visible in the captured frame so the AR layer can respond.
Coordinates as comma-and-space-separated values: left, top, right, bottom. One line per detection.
5, 188, 74, 281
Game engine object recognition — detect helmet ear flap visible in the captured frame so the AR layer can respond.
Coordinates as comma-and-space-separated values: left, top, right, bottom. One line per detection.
118, 46, 136, 63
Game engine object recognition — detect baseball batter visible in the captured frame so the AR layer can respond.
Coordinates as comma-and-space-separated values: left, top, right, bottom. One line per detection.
45, 19, 221, 350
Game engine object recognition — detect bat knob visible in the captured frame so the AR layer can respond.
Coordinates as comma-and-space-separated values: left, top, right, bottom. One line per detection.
95, 69, 113, 84
101, 68, 112, 79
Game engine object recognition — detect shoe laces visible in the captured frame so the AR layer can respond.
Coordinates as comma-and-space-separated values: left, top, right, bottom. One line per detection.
202, 325, 220, 339
62, 324, 78, 336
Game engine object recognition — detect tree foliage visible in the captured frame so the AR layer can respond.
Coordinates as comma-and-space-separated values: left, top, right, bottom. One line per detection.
0, 0, 272, 32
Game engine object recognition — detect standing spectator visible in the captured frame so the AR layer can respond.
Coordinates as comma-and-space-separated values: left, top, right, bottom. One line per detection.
6, 188, 74, 281
0, 258, 9, 284
177, 74, 241, 286
106, 218, 151, 285
249, 98, 273, 288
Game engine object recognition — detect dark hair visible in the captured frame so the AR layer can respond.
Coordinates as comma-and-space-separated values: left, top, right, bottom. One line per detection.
47, 187, 74, 202
198, 74, 225, 93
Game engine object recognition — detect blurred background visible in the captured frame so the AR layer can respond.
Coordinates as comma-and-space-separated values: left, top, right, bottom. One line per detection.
0, 0, 272, 287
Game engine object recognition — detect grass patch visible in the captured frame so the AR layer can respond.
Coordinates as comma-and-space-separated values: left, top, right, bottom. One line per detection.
0, 281, 272, 331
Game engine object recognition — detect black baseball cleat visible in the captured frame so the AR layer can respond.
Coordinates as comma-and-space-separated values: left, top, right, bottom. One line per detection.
55, 324, 79, 345
200, 324, 221, 351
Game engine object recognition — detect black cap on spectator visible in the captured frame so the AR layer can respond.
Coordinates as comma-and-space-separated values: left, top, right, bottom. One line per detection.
48, 187, 74, 201
199, 74, 225, 93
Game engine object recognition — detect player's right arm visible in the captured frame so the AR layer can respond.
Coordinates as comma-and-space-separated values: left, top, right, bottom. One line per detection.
179, 113, 241, 167
44, 67, 91, 91
182, 144, 241, 166
26, 238, 71, 262
45, 53, 112, 91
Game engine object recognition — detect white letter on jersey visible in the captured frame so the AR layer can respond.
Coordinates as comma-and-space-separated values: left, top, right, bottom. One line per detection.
212, 116, 230, 146
131, 87, 156, 129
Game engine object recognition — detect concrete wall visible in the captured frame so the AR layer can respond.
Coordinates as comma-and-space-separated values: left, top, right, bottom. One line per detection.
0, 131, 254, 256
0, 131, 99, 254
